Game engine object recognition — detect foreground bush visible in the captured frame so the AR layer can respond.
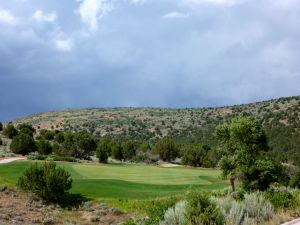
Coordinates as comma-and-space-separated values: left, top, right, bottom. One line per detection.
17, 162, 72, 202
145, 197, 178, 225
243, 193, 274, 221
289, 171, 300, 188
214, 192, 275, 225
264, 185, 298, 209
185, 191, 223, 225
160, 201, 187, 225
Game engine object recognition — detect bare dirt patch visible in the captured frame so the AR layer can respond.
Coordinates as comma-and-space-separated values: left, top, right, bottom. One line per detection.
0, 157, 26, 164
159, 163, 181, 168
0, 188, 135, 225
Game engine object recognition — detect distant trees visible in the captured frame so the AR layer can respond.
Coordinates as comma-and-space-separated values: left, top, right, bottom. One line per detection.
39, 129, 55, 140
3, 124, 18, 139
61, 131, 97, 159
36, 138, 53, 155
111, 142, 123, 161
18, 124, 35, 137
54, 131, 65, 143
73, 131, 97, 159
10, 133, 36, 155
96, 138, 112, 163
122, 140, 136, 161
215, 116, 283, 191
0, 122, 3, 131
181, 144, 208, 167
154, 138, 178, 162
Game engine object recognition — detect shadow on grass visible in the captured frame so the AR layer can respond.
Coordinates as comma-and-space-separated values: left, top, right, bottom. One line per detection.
58, 193, 91, 208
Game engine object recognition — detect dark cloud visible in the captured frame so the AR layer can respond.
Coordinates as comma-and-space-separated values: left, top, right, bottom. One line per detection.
0, 0, 300, 121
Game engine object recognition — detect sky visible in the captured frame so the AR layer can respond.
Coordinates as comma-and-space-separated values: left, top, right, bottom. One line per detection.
0, 0, 300, 121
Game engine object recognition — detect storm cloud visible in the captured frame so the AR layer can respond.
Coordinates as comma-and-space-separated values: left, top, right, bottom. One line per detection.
0, 0, 300, 121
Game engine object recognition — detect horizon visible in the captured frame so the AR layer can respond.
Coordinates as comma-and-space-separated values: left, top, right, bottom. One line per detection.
1, 0, 300, 121
9, 94, 299, 123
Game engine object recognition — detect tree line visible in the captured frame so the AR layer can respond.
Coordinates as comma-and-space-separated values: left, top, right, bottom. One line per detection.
0, 122, 219, 167
1, 116, 300, 191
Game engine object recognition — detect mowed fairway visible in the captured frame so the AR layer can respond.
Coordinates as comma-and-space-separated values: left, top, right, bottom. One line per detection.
0, 161, 228, 200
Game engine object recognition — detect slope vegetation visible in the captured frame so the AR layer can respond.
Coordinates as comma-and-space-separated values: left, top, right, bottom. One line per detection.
13, 96, 300, 155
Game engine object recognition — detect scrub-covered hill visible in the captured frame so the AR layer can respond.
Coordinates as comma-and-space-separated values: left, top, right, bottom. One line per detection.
12, 96, 300, 157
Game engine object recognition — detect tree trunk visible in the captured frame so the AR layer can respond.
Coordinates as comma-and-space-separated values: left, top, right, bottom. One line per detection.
230, 177, 235, 192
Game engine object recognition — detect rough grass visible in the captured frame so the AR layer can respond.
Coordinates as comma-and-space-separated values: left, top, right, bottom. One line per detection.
0, 161, 228, 200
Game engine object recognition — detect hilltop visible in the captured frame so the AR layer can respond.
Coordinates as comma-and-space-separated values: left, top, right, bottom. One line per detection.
12, 96, 300, 154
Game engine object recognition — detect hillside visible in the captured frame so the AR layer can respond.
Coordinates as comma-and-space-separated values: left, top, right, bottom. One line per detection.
12, 96, 300, 154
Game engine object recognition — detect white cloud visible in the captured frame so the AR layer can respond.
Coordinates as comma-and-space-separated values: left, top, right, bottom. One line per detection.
271, 0, 299, 9
163, 12, 189, 19
78, 0, 113, 31
55, 39, 73, 51
130, 0, 146, 4
182, 0, 240, 6
32, 10, 57, 23
0, 10, 18, 25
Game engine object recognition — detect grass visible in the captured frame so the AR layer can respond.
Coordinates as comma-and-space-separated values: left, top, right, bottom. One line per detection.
0, 161, 228, 200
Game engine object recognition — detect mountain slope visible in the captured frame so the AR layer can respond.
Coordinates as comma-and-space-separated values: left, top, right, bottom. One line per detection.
13, 96, 300, 153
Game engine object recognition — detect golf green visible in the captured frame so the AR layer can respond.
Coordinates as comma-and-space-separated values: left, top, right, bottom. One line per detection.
0, 161, 228, 199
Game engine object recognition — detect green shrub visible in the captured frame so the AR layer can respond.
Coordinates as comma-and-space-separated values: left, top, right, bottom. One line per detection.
18, 124, 35, 137
181, 144, 207, 167
211, 187, 231, 198
27, 154, 47, 160
10, 133, 36, 155
17, 162, 72, 202
51, 155, 77, 162
264, 186, 297, 209
145, 197, 178, 225
231, 189, 246, 201
185, 191, 223, 225
159, 201, 187, 225
122, 140, 136, 160
154, 138, 178, 162
39, 129, 55, 140
130, 154, 150, 163
96, 140, 109, 163
289, 171, 300, 188
3, 124, 18, 139
37, 139, 53, 155
96, 147, 109, 163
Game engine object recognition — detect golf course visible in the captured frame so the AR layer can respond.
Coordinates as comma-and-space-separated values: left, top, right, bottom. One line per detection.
0, 161, 228, 200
